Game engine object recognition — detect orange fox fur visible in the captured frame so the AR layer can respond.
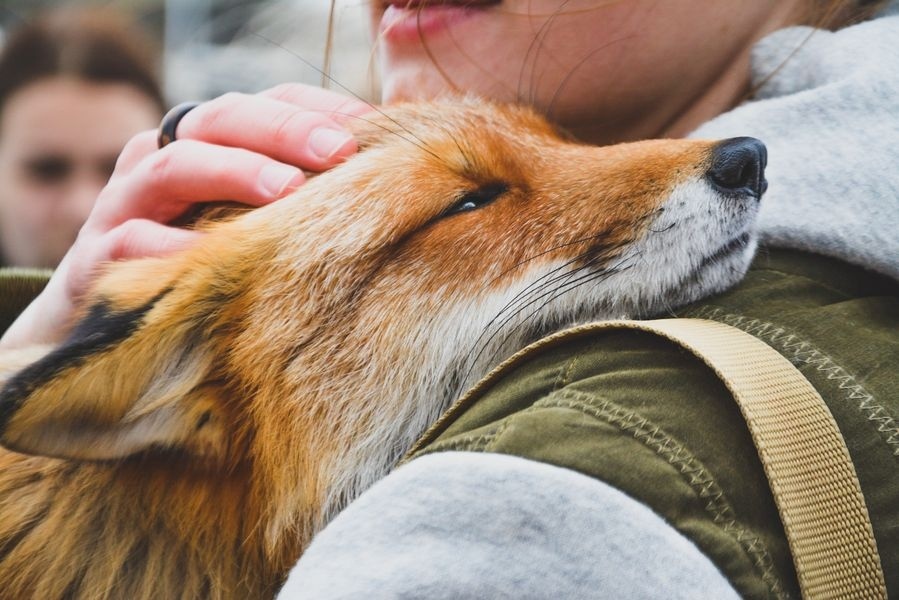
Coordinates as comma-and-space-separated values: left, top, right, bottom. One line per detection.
0, 99, 761, 598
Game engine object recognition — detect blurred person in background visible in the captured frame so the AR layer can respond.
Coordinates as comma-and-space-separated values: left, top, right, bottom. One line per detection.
0, 7, 165, 268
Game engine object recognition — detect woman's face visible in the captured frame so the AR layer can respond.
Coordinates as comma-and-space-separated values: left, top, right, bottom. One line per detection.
370, 0, 806, 144
0, 77, 160, 268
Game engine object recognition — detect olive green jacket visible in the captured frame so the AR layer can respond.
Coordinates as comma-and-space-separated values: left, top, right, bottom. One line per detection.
402, 249, 899, 599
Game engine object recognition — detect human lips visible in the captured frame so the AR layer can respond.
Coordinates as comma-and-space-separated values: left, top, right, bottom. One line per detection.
379, 0, 501, 42
382, 1, 500, 7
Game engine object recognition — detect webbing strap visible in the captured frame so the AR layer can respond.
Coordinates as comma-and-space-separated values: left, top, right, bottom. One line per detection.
618, 318, 886, 600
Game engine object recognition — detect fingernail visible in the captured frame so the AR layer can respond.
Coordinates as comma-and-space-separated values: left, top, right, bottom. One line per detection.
308, 127, 354, 161
259, 164, 305, 197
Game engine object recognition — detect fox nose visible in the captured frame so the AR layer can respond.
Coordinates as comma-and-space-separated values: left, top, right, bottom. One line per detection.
708, 137, 768, 198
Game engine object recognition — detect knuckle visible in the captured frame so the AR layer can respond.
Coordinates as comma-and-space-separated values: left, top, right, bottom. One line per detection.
267, 109, 303, 147
117, 148, 181, 211
103, 225, 130, 261
265, 83, 303, 102
123, 130, 158, 153
88, 178, 129, 221
268, 108, 323, 149
92, 176, 125, 206
141, 147, 178, 182
216, 91, 246, 106
113, 130, 159, 172
187, 92, 246, 137
104, 220, 146, 261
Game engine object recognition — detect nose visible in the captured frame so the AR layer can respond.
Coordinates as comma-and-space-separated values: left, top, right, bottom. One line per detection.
708, 137, 768, 198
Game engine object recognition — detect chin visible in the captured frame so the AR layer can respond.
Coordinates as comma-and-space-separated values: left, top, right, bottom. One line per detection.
379, 65, 456, 103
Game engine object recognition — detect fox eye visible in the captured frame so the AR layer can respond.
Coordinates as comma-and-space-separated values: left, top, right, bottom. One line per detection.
443, 182, 509, 217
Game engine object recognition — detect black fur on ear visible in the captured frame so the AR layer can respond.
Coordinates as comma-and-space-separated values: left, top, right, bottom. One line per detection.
0, 288, 171, 431
0, 285, 231, 462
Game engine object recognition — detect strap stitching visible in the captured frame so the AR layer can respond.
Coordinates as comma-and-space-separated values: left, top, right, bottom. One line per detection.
693, 307, 899, 457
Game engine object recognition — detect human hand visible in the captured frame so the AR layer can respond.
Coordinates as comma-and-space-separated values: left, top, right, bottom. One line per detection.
0, 84, 373, 349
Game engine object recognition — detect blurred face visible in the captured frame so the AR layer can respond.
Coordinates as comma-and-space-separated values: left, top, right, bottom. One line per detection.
0, 77, 160, 268
370, 0, 806, 143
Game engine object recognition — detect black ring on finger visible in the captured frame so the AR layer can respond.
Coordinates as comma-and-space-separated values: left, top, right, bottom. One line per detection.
157, 101, 203, 149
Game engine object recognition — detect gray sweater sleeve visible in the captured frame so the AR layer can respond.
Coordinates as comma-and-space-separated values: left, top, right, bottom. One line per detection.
278, 453, 738, 599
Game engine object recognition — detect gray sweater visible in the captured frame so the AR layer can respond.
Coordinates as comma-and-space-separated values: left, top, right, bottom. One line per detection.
693, 5, 899, 281
279, 7, 899, 598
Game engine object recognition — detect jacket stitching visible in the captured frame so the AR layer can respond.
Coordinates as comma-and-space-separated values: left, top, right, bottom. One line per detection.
530, 390, 787, 599
555, 354, 582, 391
692, 307, 899, 458
485, 420, 513, 452
418, 431, 497, 454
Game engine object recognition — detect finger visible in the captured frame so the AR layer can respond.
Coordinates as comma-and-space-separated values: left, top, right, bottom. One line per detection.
100, 219, 205, 262
176, 92, 358, 171
259, 83, 375, 123
112, 130, 161, 177
91, 140, 306, 230
61, 220, 204, 306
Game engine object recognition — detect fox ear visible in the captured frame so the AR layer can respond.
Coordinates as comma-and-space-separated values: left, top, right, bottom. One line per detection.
0, 287, 230, 461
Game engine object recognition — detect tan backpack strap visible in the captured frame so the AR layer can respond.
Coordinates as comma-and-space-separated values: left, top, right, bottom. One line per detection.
623, 318, 886, 600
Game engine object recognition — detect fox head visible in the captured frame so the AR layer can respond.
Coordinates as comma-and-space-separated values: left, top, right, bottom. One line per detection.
0, 98, 765, 537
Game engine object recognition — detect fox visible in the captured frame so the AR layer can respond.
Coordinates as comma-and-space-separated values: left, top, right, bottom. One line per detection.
0, 98, 766, 599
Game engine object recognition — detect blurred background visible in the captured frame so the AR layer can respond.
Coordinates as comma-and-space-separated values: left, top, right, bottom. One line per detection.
0, 1, 374, 269
0, 0, 376, 103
